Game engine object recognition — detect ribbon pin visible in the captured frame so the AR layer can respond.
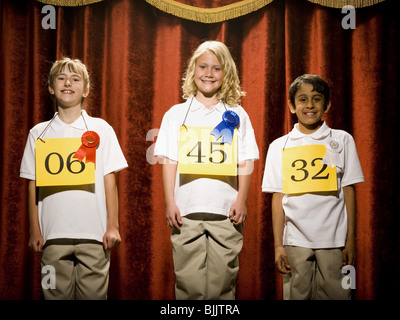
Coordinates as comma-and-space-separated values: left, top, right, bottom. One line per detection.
210, 110, 240, 144
73, 131, 100, 164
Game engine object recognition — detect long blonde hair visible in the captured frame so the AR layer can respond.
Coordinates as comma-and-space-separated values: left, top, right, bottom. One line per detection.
182, 41, 245, 106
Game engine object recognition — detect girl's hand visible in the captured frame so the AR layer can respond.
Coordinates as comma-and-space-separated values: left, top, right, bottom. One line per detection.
229, 199, 247, 225
166, 201, 182, 230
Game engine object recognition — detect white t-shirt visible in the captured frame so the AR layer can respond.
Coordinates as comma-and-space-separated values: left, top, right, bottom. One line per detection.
262, 122, 364, 248
20, 110, 128, 243
154, 97, 259, 217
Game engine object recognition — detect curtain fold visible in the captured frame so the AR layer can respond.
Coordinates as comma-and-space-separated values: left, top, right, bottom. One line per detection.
1, 0, 398, 300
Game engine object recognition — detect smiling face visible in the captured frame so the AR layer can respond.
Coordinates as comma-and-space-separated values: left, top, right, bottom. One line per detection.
289, 83, 331, 134
48, 67, 89, 110
194, 50, 223, 106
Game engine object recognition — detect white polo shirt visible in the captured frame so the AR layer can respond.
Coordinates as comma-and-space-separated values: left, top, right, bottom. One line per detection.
154, 97, 259, 217
20, 110, 128, 243
262, 122, 364, 248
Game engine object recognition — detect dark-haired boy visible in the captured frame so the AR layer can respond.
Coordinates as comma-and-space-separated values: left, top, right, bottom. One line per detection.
262, 74, 364, 299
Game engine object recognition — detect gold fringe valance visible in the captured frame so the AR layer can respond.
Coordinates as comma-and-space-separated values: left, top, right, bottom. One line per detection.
34, 0, 103, 6
145, 0, 385, 23
33, 0, 386, 13
306, 0, 385, 8
145, 0, 274, 23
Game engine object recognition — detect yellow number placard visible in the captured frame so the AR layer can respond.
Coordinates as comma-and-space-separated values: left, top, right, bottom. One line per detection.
178, 126, 237, 176
282, 145, 337, 194
35, 138, 95, 187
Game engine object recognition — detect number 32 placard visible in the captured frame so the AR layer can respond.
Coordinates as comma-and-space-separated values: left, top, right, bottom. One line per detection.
35, 138, 95, 187
178, 126, 237, 176
282, 144, 337, 194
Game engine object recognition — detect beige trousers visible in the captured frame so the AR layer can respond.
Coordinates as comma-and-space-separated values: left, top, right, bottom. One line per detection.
171, 214, 243, 300
283, 246, 351, 300
41, 239, 110, 300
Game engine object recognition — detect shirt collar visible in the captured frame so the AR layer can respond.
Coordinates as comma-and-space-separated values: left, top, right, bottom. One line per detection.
289, 122, 331, 140
188, 96, 226, 114
50, 109, 89, 131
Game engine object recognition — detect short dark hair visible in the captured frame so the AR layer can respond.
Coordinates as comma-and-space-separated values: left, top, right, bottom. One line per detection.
289, 74, 330, 109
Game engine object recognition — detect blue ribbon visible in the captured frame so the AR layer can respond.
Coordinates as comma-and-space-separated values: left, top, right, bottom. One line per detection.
210, 110, 240, 144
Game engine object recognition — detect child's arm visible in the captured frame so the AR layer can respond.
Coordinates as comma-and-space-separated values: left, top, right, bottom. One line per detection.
342, 185, 356, 266
28, 180, 44, 252
229, 160, 253, 225
272, 192, 291, 274
162, 158, 182, 230
103, 172, 121, 250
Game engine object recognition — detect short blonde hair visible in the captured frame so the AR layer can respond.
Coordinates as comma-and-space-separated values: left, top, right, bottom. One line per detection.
182, 41, 245, 106
47, 57, 90, 107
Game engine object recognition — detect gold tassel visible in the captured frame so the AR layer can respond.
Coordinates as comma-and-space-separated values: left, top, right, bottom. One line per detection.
145, 0, 275, 24
34, 0, 104, 6
306, 0, 385, 8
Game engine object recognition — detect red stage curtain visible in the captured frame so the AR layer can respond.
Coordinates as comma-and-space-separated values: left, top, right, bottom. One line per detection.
0, 0, 398, 300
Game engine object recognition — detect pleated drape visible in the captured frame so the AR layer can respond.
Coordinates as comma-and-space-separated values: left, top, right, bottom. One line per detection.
0, 0, 398, 300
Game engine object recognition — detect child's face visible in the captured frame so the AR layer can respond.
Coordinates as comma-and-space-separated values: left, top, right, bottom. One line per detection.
194, 51, 223, 101
289, 83, 331, 134
48, 67, 89, 110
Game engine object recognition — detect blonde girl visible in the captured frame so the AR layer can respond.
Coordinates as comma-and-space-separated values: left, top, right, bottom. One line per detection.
182, 40, 244, 106
154, 41, 259, 300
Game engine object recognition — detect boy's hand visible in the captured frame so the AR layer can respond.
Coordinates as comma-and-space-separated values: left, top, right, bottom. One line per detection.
103, 227, 121, 250
28, 234, 44, 253
342, 239, 356, 266
275, 246, 291, 274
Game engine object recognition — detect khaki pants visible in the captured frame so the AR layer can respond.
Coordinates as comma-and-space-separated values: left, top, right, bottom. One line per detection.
41, 239, 110, 300
171, 214, 243, 300
283, 246, 351, 300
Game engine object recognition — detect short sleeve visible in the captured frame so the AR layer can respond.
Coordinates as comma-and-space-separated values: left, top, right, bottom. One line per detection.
237, 113, 259, 164
261, 139, 284, 193
341, 135, 364, 187
154, 112, 180, 161
20, 131, 37, 181
102, 125, 128, 175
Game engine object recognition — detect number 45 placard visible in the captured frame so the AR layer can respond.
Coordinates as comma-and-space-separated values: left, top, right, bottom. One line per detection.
35, 138, 95, 187
178, 126, 237, 176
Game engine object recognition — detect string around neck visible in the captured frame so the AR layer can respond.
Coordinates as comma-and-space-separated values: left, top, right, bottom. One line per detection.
37, 112, 58, 143
36, 110, 89, 142
181, 96, 195, 130
181, 97, 227, 130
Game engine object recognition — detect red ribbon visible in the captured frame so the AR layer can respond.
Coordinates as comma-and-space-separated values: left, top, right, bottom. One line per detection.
73, 131, 100, 164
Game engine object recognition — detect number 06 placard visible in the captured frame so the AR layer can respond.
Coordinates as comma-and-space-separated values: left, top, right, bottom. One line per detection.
282, 144, 337, 194
178, 126, 237, 176
35, 138, 95, 187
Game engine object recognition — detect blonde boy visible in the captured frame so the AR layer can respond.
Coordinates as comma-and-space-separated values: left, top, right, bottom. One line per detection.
20, 58, 128, 299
